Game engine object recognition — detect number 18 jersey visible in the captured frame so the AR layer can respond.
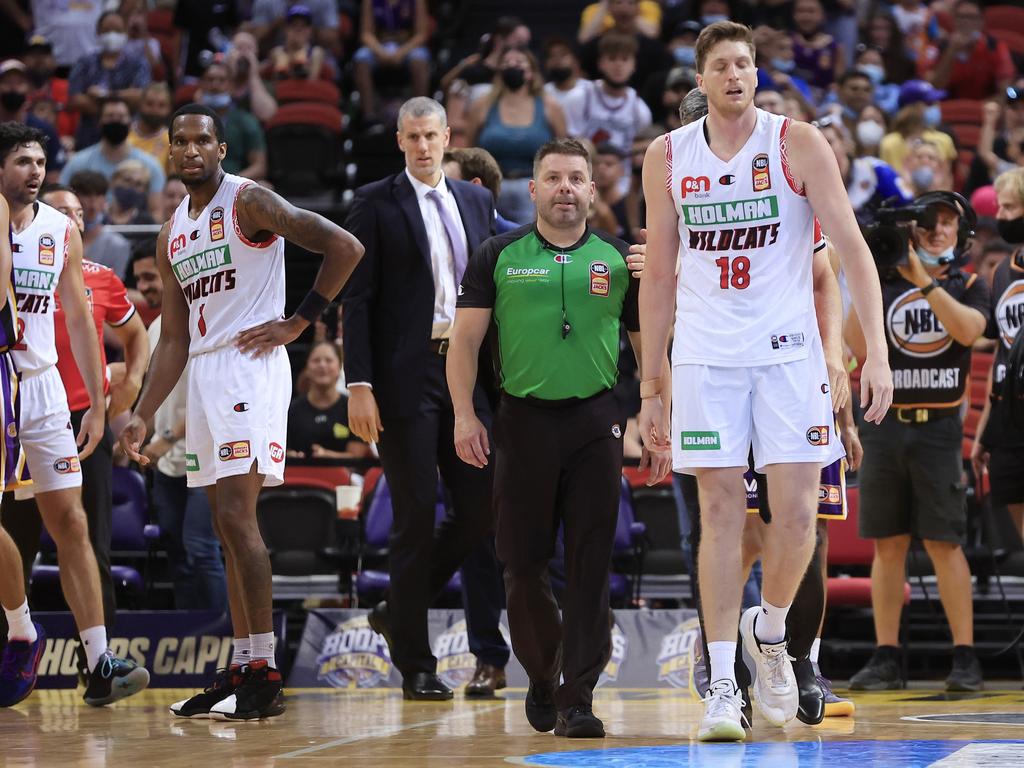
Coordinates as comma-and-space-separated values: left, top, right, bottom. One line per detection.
667, 108, 821, 368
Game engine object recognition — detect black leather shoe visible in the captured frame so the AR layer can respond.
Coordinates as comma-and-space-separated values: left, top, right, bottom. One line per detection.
402, 672, 453, 701
465, 662, 507, 697
367, 601, 394, 656
793, 657, 825, 725
525, 680, 557, 732
553, 705, 605, 738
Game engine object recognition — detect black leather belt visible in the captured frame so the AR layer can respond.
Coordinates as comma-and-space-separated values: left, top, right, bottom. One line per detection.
893, 406, 960, 423
428, 338, 450, 355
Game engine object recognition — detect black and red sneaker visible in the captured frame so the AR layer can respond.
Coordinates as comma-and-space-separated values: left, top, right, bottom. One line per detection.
209, 660, 285, 721
170, 665, 243, 719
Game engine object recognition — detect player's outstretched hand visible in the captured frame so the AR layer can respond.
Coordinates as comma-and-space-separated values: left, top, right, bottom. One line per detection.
454, 413, 490, 468
119, 413, 150, 466
859, 356, 894, 424
638, 445, 672, 486
236, 317, 305, 358
76, 406, 105, 460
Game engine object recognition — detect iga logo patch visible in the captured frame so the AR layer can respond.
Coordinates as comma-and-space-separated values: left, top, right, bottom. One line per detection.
752, 153, 771, 192
818, 484, 842, 504
210, 206, 225, 241
806, 426, 830, 446
38, 234, 55, 266
218, 440, 251, 461
589, 261, 610, 296
269, 442, 284, 462
53, 456, 80, 474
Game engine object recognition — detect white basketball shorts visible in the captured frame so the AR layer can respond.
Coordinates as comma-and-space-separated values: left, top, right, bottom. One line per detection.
18, 365, 82, 495
185, 344, 291, 488
672, 335, 845, 474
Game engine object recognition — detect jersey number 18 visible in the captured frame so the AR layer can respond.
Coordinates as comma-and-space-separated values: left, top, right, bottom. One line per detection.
715, 256, 751, 290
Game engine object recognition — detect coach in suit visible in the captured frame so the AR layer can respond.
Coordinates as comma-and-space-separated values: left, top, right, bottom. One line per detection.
342, 97, 498, 700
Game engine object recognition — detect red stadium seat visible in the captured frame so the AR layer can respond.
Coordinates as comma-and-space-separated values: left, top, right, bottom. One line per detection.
282, 464, 351, 493
265, 101, 343, 134
963, 406, 982, 438
985, 6, 1024, 37
950, 123, 980, 150
972, 350, 994, 380
990, 29, 1024, 56
941, 99, 983, 125
174, 83, 198, 107
275, 78, 341, 106
265, 102, 344, 194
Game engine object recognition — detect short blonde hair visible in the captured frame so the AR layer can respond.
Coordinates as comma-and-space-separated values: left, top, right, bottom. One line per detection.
695, 21, 756, 74
994, 168, 1024, 208
111, 158, 151, 188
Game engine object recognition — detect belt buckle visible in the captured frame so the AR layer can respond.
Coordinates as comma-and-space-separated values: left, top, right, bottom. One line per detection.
436, 338, 449, 355
917, 408, 929, 423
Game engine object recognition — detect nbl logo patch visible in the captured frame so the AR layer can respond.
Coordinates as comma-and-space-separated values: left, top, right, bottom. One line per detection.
53, 456, 81, 474
38, 234, 55, 266
806, 426, 830, 446
589, 261, 610, 297
752, 153, 771, 192
210, 207, 225, 241
218, 440, 251, 461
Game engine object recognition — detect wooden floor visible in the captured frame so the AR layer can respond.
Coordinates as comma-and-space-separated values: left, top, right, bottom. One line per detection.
4, 685, 1024, 767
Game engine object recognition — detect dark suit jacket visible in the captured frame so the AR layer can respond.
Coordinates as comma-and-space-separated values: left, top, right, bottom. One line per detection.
342, 171, 496, 420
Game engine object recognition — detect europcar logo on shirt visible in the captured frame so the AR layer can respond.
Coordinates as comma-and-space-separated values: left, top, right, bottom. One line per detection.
995, 281, 1024, 349
590, 261, 610, 296
656, 616, 702, 688
886, 286, 952, 358
596, 622, 628, 687
218, 440, 251, 461
38, 234, 55, 266
315, 615, 393, 689
53, 456, 80, 474
209, 206, 225, 241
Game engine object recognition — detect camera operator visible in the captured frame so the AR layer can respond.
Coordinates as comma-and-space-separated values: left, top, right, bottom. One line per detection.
973, 168, 1024, 537
846, 191, 990, 692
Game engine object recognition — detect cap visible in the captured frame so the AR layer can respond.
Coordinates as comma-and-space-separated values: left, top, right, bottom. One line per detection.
594, 142, 627, 158
0, 59, 27, 78
25, 35, 52, 53
898, 79, 947, 108
286, 4, 313, 21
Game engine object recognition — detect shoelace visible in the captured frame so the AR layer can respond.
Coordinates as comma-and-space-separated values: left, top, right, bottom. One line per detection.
760, 645, 793, 690
703, 685, 749, 726
95, 652, 116, 680
0, 643, 31, 679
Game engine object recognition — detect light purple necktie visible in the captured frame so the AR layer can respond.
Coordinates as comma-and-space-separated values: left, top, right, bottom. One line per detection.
427, 188, 468, 283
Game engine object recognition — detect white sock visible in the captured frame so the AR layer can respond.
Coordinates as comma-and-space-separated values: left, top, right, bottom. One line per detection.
708, 641, 738, 689
250, 632, 276, 669
755, 599, 790, 645
80, 625, 108, 672
231, 637, 251, 667
4, 599, 36, 643
810, 638, 821, 664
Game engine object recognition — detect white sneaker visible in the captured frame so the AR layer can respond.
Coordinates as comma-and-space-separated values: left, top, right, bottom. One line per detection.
697, 680, 747, 742
739, 605, 798, 726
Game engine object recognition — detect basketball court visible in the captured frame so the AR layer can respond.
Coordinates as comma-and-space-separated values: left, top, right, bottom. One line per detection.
5, 685, 1024, 766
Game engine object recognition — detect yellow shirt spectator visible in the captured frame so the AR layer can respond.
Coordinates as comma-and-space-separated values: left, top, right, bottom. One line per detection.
579, 1, 661, 40
879, 128, 956, 173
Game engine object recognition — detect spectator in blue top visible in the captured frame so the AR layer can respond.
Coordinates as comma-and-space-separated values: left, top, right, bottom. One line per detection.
68, 10, 151, 148
59, 96, 165, 217
854, 45, 900, 115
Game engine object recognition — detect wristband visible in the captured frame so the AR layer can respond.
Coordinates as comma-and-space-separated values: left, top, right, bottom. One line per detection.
295, 290, 330, 323
640, 379, 662, 399
920, 279, 939, 297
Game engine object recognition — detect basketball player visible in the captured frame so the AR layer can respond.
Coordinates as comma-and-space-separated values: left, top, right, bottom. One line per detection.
120, 104, 364, 720
638, 23, 892, 741
0, 122, 150, 706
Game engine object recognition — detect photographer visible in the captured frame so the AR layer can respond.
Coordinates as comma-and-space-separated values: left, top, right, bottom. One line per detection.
846, 192, 990, 692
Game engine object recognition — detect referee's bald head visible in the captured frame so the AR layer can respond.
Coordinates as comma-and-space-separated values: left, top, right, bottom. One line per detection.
679, 88, 708, 126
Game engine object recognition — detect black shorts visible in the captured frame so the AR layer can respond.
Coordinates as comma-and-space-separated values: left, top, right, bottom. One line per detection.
857, 412, 967, 543
989, 447, 1024, 506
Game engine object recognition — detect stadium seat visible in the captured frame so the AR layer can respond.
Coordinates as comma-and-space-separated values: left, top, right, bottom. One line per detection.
990, 29, 1024, 56
266, 102, 344, 196
173, 83, 199, 107
985, 4, 1024, 30
950, 123, 980, 150
275, 78, 341, 106
940, 99, 983, 125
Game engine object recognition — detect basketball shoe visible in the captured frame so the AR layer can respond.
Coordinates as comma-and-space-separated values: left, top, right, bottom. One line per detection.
697, 680, 747, 742
814, 663, 855, 717
209, 660, 285, 721
170, 665, 243, 718
83, 650, 150, 706
739, 606, 798, 726
0, 623, 45, 707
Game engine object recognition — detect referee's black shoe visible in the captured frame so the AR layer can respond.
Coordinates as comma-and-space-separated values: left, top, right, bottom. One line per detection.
554, 705, 605, 738
793, 658, 825, 725
525, 680, 557, 732
402, 672, 453, 701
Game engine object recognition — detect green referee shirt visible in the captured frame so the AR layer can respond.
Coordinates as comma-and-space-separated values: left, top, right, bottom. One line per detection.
457, 223, 639, 401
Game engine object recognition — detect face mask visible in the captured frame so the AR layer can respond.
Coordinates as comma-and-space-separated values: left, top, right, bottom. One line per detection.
910, 166, 934, 190
548, 66, 572, 85
674, 46, 696, 67
771, 57, 795, 73
139, 112, 164, 129
857, 63, 885, 86
856, 120, 885, 147
100, 120, 130, 145
111, 185, 146, 211
0, 91, 26, 113
701, 14, 728, 25
98, 31, 127, 54
499, 66, 526, 90
200, 92, 232, 110
922, 103, 942, 127
997, 216, 1024, 244
916, 244, 954, 267
27, 69, 50, 88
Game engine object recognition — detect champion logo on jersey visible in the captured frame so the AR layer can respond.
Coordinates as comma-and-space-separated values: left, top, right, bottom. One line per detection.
719, 174, 735, 185
233, 402, 249, 412
38, 234, 55, 266
752, 153, 771, 192
821, 382, 829, 394
189, 230, 201, 241
553, 253, 573, 264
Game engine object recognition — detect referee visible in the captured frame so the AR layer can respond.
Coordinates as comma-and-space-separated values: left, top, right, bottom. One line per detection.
447, 138, 671, 739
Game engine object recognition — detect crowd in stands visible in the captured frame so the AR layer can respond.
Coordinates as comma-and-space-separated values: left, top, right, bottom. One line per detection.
0, 0, 1021, 631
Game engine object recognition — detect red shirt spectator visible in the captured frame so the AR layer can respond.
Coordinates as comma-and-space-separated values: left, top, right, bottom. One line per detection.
54, 259, 135, 411
918, 0, 1014, 100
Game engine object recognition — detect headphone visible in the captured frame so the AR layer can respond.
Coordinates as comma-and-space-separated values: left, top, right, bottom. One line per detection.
912, 190, 976, 264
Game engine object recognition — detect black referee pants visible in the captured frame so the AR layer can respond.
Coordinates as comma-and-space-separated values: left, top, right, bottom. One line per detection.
494, 389, 623, 711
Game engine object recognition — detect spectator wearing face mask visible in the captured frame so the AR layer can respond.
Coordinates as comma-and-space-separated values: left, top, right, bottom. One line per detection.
106, 159, 155, 227
68, 170, 132, 280
29, 0, 104, 71
193, 60, 267, 180
128, 82, 172, 175
855, 104, 888, 159
879, 80, 957, 178
0, 59, 65, 181
543, 37, 591, 138
853, 45, 899, 115
919, 0, 1014, 101
59, 96, 165, 216
577, 0, 671, 99
902, 139, 949, 195
754, 27, 815, 118
68, 11, 151, 148
820, 70, 874, 136
22, 35, 76, 140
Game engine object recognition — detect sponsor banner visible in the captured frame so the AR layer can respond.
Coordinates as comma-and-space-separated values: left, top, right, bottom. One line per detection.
29, 611, 286, 688
289, 609, 698, 689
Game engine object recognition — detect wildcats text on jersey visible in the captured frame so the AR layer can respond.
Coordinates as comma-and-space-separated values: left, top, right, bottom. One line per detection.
172, 245, 237, 304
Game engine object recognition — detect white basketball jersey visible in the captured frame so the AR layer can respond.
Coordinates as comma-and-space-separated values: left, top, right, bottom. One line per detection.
11, 202, 72, 374
166, 174, 286, 356
667, 109, 820, 367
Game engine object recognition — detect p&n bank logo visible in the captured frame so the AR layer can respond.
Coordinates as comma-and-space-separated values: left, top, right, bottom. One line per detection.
680, 175, 711, 200
315, 615, 393, 689
656, 616, 702, 688
434, 619, 511, 689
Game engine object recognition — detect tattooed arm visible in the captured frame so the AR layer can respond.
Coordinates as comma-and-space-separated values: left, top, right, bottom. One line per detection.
233, 184, 365, 356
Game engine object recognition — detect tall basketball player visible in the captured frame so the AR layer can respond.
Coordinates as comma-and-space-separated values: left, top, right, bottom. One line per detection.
0, 122, 150, 706
638, 23, 893, 741
120, 104, 364, 720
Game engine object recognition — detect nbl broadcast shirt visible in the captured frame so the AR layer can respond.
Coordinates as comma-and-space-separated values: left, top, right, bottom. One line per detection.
10, 202, 73, 374
53, 260, 136, 412
166, 173, 286, 356
883, 270, 990, 408
982, 250, 1024, 448
666, 109, 823, 368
